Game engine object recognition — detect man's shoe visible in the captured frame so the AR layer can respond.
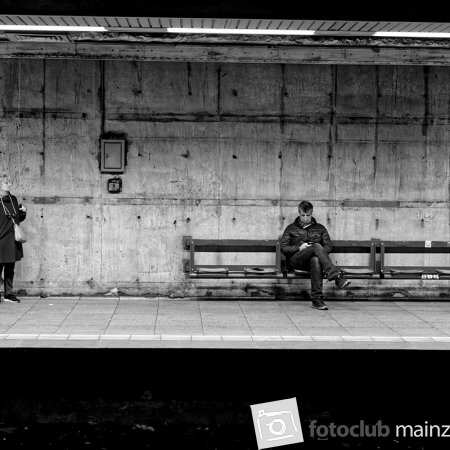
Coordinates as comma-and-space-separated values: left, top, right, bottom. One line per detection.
335, 275, 351, 289
4, 294, 20, 303
312, 298, 328, 310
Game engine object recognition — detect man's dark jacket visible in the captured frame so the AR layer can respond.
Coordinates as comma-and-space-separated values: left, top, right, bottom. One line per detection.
280, 217, 332, 261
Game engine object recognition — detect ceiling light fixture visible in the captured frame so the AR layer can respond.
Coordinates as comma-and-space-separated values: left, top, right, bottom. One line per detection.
0, 25, 107, 32
373, 31, 450, 38
167, 27, 315, 36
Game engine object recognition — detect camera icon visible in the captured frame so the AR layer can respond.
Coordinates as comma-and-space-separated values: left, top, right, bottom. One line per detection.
250, 398, 303, 449
257, 409, 298, 441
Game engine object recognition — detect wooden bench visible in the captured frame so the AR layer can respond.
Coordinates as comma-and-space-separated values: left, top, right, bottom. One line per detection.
184, 237, 378, 279
184, 237, 450, 284
184, 237, 282, 278
380, 240, 450, 279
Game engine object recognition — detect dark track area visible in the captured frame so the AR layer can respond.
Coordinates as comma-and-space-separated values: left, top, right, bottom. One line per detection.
0, 349, 449, 449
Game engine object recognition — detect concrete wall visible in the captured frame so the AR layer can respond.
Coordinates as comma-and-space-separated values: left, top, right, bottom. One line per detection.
0, 60, 449, 297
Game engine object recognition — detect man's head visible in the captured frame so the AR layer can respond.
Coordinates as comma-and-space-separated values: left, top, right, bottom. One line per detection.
298, 201, 313, 225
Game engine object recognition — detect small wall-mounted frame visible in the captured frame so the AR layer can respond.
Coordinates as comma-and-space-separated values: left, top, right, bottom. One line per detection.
100, 139, 126, 173
107, 177, 122, 194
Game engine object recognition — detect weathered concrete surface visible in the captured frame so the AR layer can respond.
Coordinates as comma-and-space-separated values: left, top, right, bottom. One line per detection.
7, 41, 450, 65
0, 59, 448, 296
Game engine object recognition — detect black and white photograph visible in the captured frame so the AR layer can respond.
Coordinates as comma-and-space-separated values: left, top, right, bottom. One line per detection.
0, 1, 449, 449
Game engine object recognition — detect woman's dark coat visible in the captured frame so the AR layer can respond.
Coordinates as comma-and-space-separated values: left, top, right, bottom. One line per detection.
0, 194, 26, 263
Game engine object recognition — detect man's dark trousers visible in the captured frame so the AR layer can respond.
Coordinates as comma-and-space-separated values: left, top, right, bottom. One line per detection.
290, 243, 340, 299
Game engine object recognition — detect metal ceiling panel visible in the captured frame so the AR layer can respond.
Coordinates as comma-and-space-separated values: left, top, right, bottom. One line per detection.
335, 22, 355, 31
0, 0, 448, 24
160, 18, 170, 28
319, 21, 334, 31
1, 14, 450, 38
432, 23, 449, 32
213, 19, 226, 28
202, 18, 212, 28
192, 18, 202, 28
358, 22, 375, 32
285, 21, 297, 30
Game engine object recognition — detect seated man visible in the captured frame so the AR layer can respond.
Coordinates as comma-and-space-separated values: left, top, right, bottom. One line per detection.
280, 201, 350, 310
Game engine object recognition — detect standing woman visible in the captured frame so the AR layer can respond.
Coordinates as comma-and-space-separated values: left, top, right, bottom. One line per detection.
0, 176, 26, 303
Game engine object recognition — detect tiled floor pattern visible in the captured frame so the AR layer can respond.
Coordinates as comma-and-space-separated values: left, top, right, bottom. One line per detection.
1, 296, 450, 348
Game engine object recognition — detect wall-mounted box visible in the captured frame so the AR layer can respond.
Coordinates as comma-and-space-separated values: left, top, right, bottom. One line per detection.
100, 139, 126, 173
107, 177, 122, 194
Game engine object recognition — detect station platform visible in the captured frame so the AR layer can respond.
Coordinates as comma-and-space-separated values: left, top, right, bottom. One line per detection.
1, 296, 450, 349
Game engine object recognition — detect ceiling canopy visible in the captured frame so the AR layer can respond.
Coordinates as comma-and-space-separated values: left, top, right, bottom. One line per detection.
0, 0, 448, 23
1, 1, 450, 64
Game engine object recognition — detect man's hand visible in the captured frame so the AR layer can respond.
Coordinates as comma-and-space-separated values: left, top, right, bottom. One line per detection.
299, 242, 311, 251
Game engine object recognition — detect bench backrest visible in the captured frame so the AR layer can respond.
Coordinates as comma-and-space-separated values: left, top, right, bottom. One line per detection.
187, 238, 281, 274
185, 237, 378, 278
380, 240, 450, 278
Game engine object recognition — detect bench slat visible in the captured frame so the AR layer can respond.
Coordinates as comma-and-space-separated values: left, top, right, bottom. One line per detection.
244, 267, 278, 274
341, 268, 374, 275
196, 267, 229, 274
